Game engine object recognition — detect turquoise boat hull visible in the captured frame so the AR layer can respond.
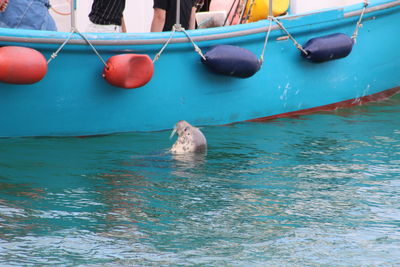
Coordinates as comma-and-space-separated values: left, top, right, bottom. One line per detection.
0, 0, 399, 137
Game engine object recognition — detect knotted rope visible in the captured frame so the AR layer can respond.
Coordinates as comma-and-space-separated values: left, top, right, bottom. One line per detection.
153, 25, 206, 63
272, 17, 309, 55
260, 0, 369, 60
47, 0, 108, 68
47, 27, 108, 68
259, 16, 273, 63
153, 0, 206, 62
352, 0, 369, 43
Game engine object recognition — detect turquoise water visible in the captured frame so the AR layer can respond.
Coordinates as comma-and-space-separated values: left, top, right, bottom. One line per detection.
1, 95, 400, 266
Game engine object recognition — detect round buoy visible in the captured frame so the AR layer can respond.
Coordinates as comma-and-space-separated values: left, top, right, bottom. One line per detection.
103, 54, 154, 89
0, 46, 47, 84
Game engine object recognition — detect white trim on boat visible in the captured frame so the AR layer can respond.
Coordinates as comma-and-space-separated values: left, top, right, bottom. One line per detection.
0, 1, 399, 46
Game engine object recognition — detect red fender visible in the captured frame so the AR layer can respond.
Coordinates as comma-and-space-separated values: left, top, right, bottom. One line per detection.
0, 46, 47, 84
103, 54, 154, 89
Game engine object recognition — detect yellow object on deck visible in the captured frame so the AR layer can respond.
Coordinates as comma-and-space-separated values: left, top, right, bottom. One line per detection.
245, 0, 289, 22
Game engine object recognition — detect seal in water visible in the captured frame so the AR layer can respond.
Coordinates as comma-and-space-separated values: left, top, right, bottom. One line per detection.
170, 120, 207, 154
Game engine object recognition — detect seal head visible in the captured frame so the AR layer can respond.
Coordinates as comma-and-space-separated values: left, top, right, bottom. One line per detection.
170, 120, 207, 154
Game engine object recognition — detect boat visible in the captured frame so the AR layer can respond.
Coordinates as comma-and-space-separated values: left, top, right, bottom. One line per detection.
0, 0, 399, 137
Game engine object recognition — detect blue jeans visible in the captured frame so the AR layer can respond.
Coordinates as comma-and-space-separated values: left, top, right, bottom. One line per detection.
0, 0, 57, 31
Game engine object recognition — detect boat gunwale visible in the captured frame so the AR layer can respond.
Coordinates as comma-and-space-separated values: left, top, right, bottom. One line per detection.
0, 0, 399, 46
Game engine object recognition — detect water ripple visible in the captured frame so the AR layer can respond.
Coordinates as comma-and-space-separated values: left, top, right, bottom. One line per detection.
1, 96, 400, 265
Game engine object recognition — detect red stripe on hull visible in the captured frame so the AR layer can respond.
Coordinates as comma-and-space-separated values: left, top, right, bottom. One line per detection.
248, 87, 400, 122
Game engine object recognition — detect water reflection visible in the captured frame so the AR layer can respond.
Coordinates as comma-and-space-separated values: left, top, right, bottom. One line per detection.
0, 96, 399, 265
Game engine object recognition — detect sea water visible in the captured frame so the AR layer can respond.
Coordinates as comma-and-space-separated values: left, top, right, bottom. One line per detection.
0, 95, 399, 266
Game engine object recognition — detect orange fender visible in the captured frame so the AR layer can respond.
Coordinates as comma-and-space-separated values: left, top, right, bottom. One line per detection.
103, 54, 154, 89
0, 46, 47, 84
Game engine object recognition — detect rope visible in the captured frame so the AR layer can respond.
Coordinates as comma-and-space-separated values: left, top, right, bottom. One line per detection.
47, 29, 74, 64
75, 29, 108, 67
272, 17, 309, 55
268, 1, 369, 56
153, 27, 176, 62
260, 0, 369, 58
181, 28, 206, 61
47, 27, 108, 68
352, 0, 369, 43
153, 24, 206, 63
259, 16, 273, 63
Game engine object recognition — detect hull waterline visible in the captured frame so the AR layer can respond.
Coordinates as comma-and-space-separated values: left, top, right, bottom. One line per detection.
0, 0, 399, 137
